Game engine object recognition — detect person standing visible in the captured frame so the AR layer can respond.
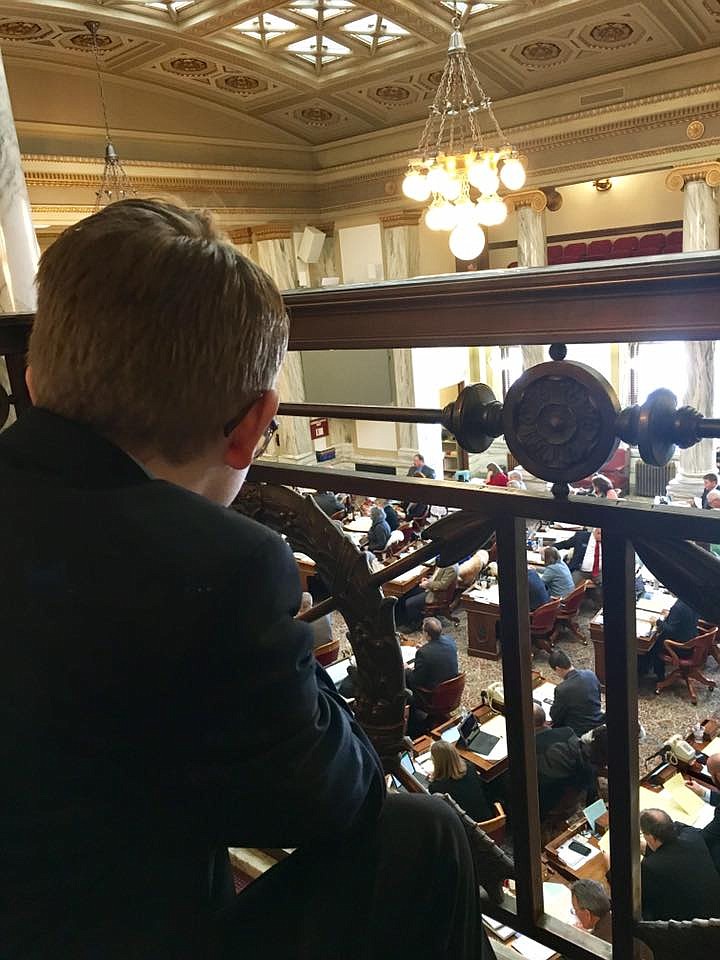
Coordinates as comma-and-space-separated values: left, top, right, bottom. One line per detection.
407, 453, 435, 479
701, 472, 719, 509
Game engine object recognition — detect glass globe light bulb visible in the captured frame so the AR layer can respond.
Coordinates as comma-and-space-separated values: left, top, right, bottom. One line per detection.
424, 201, 447, 232
427, 165, 451, 196
454, 197, 478, 226
449, 222, 486, 261
440, 175, 462, 202
474, 195, 495, 227
499, 157, 526, 191
467, 160, 500, 195
484, 194, 508, 226
435, 201, 459, 232
402, 170, 430, 202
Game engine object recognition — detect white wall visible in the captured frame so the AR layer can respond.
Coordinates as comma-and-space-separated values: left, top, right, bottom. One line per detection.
411, 347, 471, 477
338, 223, 384, 284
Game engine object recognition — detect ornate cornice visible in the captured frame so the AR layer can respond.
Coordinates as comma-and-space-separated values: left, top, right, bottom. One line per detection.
228, 227, 253, 244
378, 209, 422, 229
504, 189, 548, 214
314, 221, 335, 235
252, 223, 295, 242
665, 161, 720, 191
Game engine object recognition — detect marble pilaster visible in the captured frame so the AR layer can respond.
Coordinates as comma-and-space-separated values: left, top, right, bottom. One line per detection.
310, 221, 342, 286
665, 162, 720, 498
506, 191, 548, 371
228, 227, 256, 264
0, 50, 39, 313
380, 211, 422, 457
252, 224, 313, 465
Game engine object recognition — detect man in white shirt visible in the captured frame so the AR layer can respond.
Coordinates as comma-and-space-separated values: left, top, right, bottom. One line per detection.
572, 527, 602, 587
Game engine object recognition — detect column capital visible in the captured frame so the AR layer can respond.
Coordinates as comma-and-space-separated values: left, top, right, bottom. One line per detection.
228, 226, 252, 245
251, 222, 294, 243
503, 189, 547, 214
665, 161, 720, 191
378, 209, 422, 229
314, 221, 335, 236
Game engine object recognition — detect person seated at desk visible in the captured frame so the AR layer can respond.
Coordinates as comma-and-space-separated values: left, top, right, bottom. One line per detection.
539, 546, 575, 598
405, 473, 430, 521
640, 809, 720, 920
534, 705, 594, 817
365, 505, 391, 552
406, 618, 458, 693
686, 753, 720, 873
554, 527, 590, 575
399, 562, 459, 630
591, 474, 619, 499
572, 527, 603, 589
299, 592, 333, 650
383, 500, 402, 532
485, 462, 508, 487
548, 649, 604, 736
528, 568, 550, 611
701, 472, 719, 509
507, 468, 527, 490
571, 879, 653, 959
429, 741, 496, 823
407, 452, 435, 479
311, 490, 345, 517
641, 597, 699, 682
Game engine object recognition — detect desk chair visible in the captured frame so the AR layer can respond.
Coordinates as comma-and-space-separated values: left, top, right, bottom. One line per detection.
530, 598, 562, 655
314, 637, 340, 668
478, 802, 507, 844
424, 583, 461, 625
655, 627, 717, 704
699, 618, 720, 668
550, 581, 589, 645
414, 673, 466, 728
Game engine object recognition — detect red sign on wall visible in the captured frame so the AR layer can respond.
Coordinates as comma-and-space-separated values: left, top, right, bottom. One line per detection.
310, 418, 330, 440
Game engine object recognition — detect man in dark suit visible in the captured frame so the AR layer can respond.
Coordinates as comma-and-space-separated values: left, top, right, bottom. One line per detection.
554, 528, 590, 573
528, 568, 550, 611
639, 810, 720, 920
533, 706, 593, 816
407, 453, 436, 479
406, 617, 459, 692
548, 649, 604, 736
0, 201, 483, 960
701, 472, 719, 509
687, 753, 720, 872
645, 597, 699, 681
311, 490, 344, 517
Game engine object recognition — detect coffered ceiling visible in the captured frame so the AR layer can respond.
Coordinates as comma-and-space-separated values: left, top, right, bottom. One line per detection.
1, 0, 720, 155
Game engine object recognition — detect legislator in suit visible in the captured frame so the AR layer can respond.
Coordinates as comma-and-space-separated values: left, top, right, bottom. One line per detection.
548, 650, 604, 736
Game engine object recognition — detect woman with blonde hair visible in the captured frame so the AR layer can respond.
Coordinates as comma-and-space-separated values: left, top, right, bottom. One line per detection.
429, 740, 495, 822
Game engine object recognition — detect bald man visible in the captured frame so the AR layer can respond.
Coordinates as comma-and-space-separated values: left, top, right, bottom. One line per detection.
687, 753, 720, 872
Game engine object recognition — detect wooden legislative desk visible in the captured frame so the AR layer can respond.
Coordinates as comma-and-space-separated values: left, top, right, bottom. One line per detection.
294, 547, 431, 599
459, 583, 501, 659
589, 590, 675, 684
544, 820, 609, 887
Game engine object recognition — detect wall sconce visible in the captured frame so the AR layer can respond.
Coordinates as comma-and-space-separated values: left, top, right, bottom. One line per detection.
593, 178, 612, 193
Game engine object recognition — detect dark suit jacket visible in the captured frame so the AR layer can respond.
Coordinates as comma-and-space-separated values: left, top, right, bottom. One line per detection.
554, 529, 590, 572
534, 726, 591, 815
407, 464, 436, 479
408, 635, 458, 690
528, 569, 550, 611
0, 409, 384, 959
550, 668, 604, 736
384, 504, 400, 531
311, 491, 343, 516
703, 791, 720, 873
641, 824, 720, 921
655, 599, 699, 644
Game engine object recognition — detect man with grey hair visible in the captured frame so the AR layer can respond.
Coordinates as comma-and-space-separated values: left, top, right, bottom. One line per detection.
639, 809, 720, 920
571, 880, 652, 958
0, 200, 484, 960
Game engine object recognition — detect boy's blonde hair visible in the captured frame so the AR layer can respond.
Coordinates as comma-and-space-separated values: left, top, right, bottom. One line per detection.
29, 199, 288, 463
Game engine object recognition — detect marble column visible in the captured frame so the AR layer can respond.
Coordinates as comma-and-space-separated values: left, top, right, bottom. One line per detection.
506, 190, 548, 370
252, 224, 314, 465
665, 163, 720, 498
0, 50, 39, 313
380, 211, 421, 460
228, 226, 256, 264
309, 221, 342, 286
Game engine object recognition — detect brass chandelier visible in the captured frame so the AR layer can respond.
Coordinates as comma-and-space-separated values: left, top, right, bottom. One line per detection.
85, 20, 135, 209
401, 13, 526, 261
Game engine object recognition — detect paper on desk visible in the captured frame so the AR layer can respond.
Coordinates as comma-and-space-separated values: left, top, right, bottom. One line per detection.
400, 645, 416, 665
533, 681, 557, 721
598, 830, 610, 857
481, 715, 507, 738
542, 882, 575, 925
511, 934, 556, 960
557, 838, 600, 869
665, 772, 706, 818
639, 785, 715, 828
703, 737, 720, 757
326, 658, 351, 685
